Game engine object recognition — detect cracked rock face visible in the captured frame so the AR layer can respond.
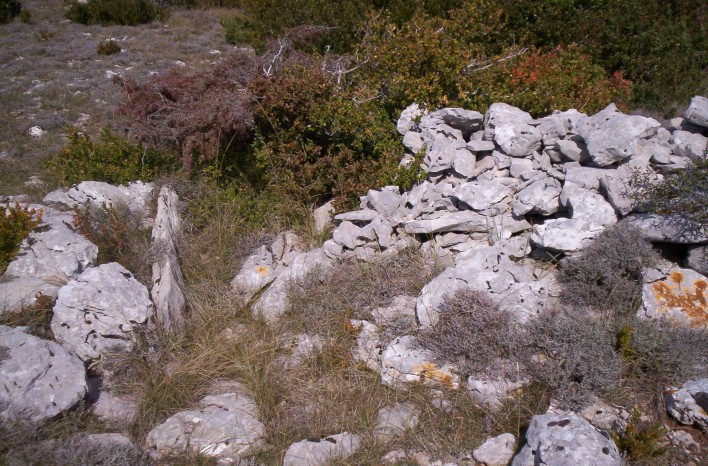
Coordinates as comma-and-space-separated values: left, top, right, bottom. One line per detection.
51, 262, 154, 362
511, 414, 620, 466
146, 391, 266, 462
43, 181, 153, 219
283, 432, 361, 466
0, 325, 87, 423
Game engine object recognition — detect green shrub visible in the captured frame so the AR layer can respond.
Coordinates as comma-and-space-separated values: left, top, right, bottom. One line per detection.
558, 221, 659, 318
613, 410, 667, 461
249, 67, 401, 206
66, 0, 166, 26
0, 0, 21, 24
418, 290, 521, 377
45, 128, 178, 186
18, 7, 30, 23
97, 39, 121, 55
0, 203, 42, 274
631, 158, 708, 227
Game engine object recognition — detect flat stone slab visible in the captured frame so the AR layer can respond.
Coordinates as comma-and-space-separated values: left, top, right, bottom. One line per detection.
146, 392, 266, 462
640, 267, 707, 328
0, 325, 87, 423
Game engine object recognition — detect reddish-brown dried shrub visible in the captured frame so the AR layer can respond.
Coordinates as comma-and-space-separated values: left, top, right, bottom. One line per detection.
118, 50, 258, 170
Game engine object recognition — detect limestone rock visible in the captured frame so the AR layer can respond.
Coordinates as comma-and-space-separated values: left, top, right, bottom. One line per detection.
43, 181, 153, 218
381, 335, 460, 389
350, 319, 381, 372
397, 103, 426, 135
578, 104, 660, 166
511, 414, 620, 466
252, 248, 334, 322
0, 277, 60, 315
440, 107, 484, 135
151, 186, 185, 331
452, 179, 514, 211
625, 214, 708, 244
671, 130, 707, 160
467, 376, 528, 409
373, 402, 420, 441
283, 432, 361, 466
665, 379, 708, 428
51, 262, 154, 362
685, 245, 708, 275
334, 209, 379, 223
684, 95, 708, 128
147, 391, 266, 462
484, 103, 541, 157
231, 232, 303, 304
473, 433, 516, 466
313, 201, 335, 235
403, 131, 425, 154
92, 391, 139, 427
371, 295, 417, 326
640, 267, 707, 328
512, 178, 562, 216
0, 325, 87, 423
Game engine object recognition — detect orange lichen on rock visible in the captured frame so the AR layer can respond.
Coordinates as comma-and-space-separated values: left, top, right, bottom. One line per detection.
651, 274, 707, 327
256, 265, 270, 276
412, 362, 455, 389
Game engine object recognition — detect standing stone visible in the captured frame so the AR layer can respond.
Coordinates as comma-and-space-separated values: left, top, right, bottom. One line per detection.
0, 325, 87, 423
151, 186, 185, 331
51, 263, 154, 361
511, 414, 620, 466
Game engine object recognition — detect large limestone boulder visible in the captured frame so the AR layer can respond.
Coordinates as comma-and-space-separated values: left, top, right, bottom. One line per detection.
511, 414, 621, 466
146, 391, 266, 462
283, 432, 361, 466
626, 213, 708, 244
0, 325, 87, 423
640, 267, 707, 328
577, 104, 660, 166
51, 263, 154, 361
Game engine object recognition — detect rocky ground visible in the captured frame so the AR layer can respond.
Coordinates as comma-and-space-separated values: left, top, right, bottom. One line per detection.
1, 2, 707, 466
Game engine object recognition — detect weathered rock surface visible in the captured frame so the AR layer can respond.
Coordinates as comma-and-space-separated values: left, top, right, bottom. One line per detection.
252, 248, 334, 322
626, 213, 708, 244
511, 414, 621, 466
43, 181, 153, 218
283, 432, 361, 466
473, 433, 516, 466
672, 130, 707, 160
151, 186, 185, 331
146, 391, 266, 462
380, 336, 460, 389
0, 325, 87, 422
665, 378, 708, 428
51, 262, 154, 361
467, 375, 528, 409
92, 391, 139, 427
685, 245, 708, 275
684, 95, 708, 128
640, 266, 707, 328
577, 104, 660, 166
0, 277, 60, 315
373, 402, 420, 441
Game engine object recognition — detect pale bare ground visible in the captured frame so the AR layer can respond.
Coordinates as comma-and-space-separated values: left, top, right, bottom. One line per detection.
0, 0, 240, 196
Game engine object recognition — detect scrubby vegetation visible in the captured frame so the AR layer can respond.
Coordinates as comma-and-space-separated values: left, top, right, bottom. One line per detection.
0, 0, 21, 24
45, 128, 177, 186
0, 202, 42, 274
97, 39, 121, 55
558, 221, 660, 318
66, 0, 166, 26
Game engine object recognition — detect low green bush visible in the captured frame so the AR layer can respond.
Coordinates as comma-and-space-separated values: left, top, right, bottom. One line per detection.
0, 203, 42, 274
0, 0, 21, 24
96, 39, 121, 55
45, 128, 178, 186
66, 0, 166, 26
